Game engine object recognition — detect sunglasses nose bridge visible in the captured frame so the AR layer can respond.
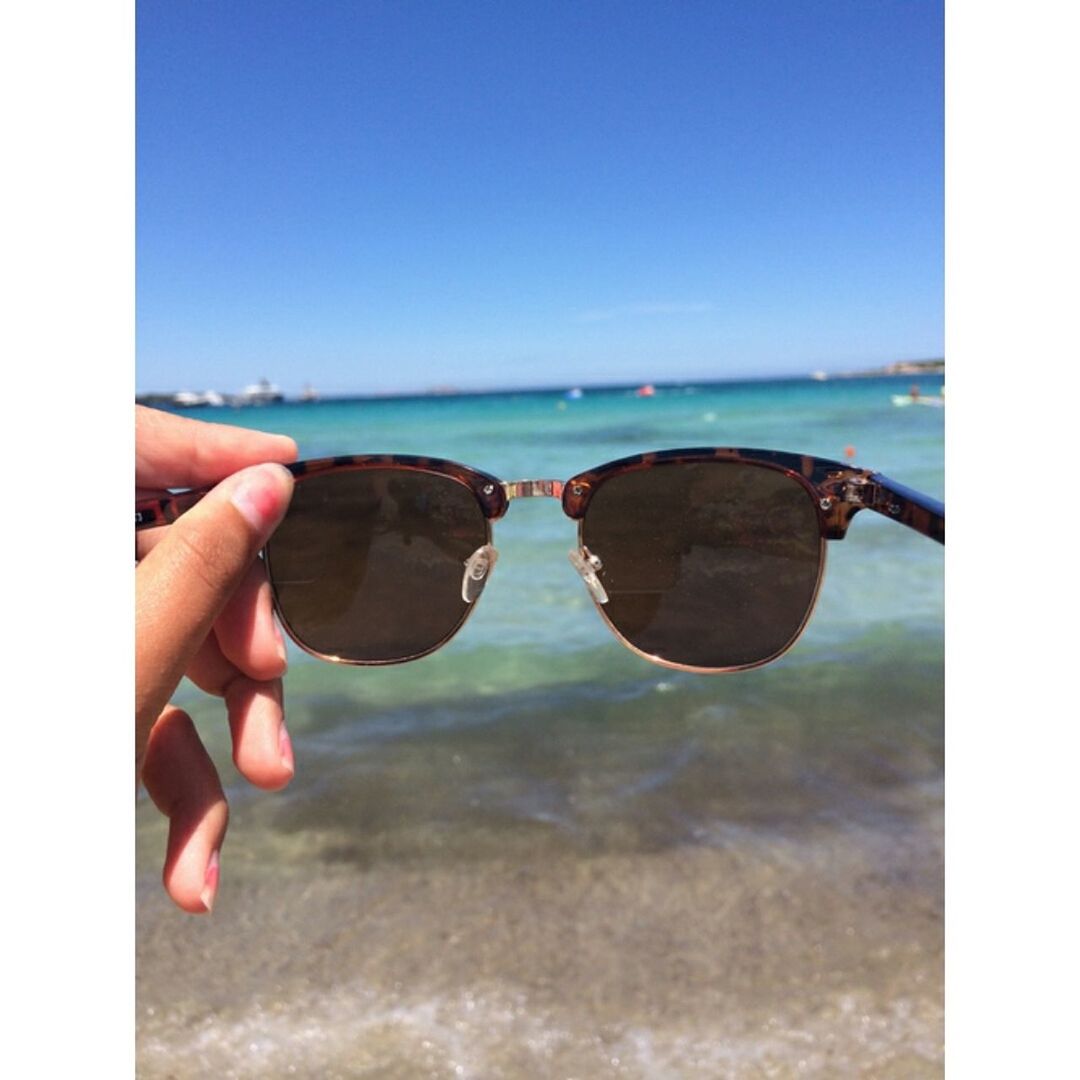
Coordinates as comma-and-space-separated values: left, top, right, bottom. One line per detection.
501, 478, 565, 502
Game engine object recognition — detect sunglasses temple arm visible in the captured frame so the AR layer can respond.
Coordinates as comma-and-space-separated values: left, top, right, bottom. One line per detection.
864, 472, 945, 544
135, 486, 213, 530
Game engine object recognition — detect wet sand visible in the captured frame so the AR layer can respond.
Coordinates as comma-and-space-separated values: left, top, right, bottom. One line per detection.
137, 795, 941, 1077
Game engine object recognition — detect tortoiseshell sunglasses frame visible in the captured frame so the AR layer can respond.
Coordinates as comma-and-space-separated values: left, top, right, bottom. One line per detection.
135, 448, 944, 672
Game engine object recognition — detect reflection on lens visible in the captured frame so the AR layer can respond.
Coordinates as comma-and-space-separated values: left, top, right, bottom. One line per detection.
580, 461, 824, 670
265, 468, 489, 662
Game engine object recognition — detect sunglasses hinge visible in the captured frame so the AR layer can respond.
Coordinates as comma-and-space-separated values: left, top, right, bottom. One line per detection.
840, 476, 903, 517
843, 476, 877, 507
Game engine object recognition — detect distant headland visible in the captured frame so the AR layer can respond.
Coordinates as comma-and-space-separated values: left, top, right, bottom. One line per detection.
810, 358, 944, 381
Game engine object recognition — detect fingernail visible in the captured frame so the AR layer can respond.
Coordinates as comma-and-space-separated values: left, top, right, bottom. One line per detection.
279, 723, 295, 776
201, 850, 220, 913
230, 464, 292, 533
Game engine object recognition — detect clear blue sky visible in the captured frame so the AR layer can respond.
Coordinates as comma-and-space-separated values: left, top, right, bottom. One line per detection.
136, 0, 943, 396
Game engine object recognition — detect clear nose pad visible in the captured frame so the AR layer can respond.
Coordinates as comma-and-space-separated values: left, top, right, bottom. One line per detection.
461, 544, 499, 603
568, 545, 609, 605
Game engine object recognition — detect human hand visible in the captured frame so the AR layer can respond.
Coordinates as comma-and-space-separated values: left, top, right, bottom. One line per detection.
135, 404, 297, 913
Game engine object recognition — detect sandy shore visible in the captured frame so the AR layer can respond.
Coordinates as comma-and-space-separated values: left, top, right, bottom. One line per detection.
137, 792, 941, 1078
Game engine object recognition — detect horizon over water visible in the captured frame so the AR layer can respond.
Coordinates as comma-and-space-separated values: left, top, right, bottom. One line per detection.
137, 373, 944, 1077
137, 363, 945, 404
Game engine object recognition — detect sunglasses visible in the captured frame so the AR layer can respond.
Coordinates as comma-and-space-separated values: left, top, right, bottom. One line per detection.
136, 447, 944, 674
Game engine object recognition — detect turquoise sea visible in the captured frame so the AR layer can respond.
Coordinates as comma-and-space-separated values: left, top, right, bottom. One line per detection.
137, 375, 944, 1077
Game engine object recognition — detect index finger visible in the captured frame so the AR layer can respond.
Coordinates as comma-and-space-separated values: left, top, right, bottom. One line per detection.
136, 404, 298, 490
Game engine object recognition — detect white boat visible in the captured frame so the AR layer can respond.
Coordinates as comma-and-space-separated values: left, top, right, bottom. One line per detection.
232, 378, 284, 406
172, 389, 226, 408
891, 393, 945, 408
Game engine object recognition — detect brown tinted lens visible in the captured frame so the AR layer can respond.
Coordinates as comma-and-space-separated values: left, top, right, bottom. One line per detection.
265, 468, 489, 662
580, 461, 824, 670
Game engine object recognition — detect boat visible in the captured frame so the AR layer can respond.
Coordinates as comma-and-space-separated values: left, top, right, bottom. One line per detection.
299, 383, 320, 403
635, 384, 656, 398
231, 378, 284, 406
172, 389, 225, 408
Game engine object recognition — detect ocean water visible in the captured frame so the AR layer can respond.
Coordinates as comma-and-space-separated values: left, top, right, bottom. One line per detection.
137, 375, 944, 1077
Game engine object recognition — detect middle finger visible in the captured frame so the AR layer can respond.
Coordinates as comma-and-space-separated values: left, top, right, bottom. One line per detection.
214, 556, 288, 682
187, 632, 295, 791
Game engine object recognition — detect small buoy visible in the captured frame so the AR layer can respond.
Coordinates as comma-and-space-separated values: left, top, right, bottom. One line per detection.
843, 445, 856, 460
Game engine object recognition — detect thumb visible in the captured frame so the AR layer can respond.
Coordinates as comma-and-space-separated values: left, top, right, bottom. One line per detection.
136, 463, 294, 767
